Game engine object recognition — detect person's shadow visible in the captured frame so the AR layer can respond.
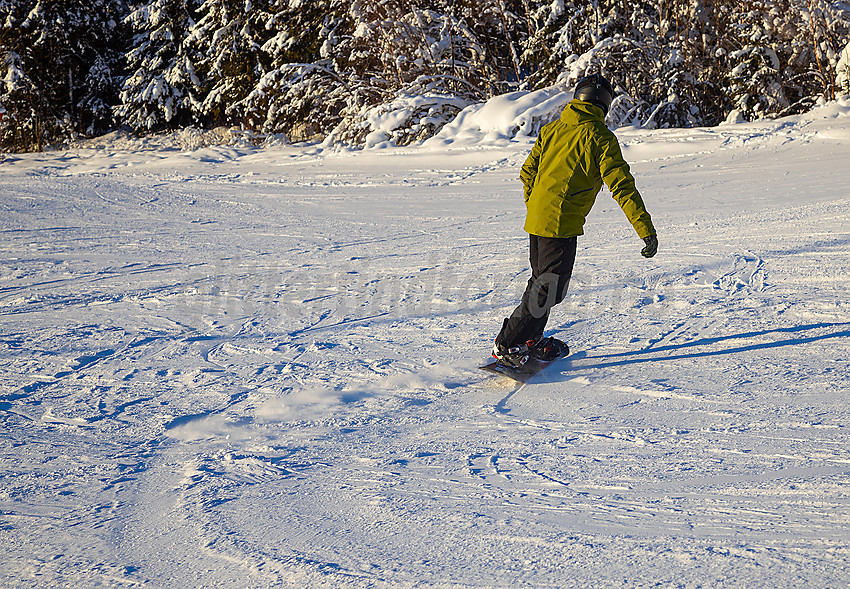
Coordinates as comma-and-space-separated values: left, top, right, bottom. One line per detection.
552, 321, 849, 373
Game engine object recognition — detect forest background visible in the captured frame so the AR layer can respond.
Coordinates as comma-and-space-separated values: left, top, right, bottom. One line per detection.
2, 0, 850, 153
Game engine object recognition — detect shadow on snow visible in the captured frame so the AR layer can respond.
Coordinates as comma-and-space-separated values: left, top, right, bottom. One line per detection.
571, 321, 850, 371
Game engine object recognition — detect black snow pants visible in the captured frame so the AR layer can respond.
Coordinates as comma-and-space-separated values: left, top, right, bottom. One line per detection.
496, 234, 577, 349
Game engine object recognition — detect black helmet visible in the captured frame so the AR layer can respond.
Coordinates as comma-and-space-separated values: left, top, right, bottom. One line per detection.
574, 74, 614, 114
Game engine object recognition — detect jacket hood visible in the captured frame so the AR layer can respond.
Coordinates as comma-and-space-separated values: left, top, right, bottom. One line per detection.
560, 99, 606, 126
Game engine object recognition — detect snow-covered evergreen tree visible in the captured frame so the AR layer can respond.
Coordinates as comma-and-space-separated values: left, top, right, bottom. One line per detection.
518, 0, 850, 128
0, 0, 128, 151
4, 0, 847, 149
76, 1, 130, 137
720, 1, 792, 120
234, 0, 351, 140
0, 0, 40, 150
117, 0, 204, 132
188, 0, 272, 126
323, 0, 495, 146
798, 0, 850, 101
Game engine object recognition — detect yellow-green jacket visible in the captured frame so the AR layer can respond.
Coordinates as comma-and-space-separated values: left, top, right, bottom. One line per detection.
521, 100, 655, 239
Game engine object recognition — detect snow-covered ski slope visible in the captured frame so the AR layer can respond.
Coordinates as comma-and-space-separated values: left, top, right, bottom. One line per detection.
2, 98, 849, 588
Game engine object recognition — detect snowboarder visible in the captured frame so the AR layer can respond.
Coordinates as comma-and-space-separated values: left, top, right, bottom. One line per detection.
492, 74, 658, 369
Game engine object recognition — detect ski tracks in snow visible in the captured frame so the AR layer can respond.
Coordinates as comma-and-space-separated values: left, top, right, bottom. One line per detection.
2, 130, 850, 586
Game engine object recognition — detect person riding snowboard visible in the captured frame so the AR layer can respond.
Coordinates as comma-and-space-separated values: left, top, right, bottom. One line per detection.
492, 74, 658, 369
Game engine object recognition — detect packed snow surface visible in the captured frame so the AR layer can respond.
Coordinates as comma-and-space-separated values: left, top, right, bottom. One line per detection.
2, 97, 850, 587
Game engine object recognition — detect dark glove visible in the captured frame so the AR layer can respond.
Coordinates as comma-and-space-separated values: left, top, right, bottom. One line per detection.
641, 235, 658, 258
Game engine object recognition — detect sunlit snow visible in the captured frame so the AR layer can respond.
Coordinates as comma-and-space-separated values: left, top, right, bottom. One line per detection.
2, 94, 850, 587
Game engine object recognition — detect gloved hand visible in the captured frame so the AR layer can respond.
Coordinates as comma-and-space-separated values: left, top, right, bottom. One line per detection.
641, 235, 658, 258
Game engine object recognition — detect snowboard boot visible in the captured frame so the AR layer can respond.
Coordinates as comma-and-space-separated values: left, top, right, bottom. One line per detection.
492, 340, 533, 369
529, 336, 568, 361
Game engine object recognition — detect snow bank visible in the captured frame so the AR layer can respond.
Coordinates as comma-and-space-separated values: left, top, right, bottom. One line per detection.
56, 88, 850, 159
801, 93, 850, 120
422, 85, 573, 148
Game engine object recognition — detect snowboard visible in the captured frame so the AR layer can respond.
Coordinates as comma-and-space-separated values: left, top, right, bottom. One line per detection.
479, 342, 569, 383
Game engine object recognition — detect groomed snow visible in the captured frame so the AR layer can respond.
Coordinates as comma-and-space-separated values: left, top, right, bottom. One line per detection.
1, 95, 850, 587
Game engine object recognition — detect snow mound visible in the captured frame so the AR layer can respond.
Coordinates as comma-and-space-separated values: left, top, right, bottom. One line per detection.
422, 85, 573, 149
799, 94, 850, 120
